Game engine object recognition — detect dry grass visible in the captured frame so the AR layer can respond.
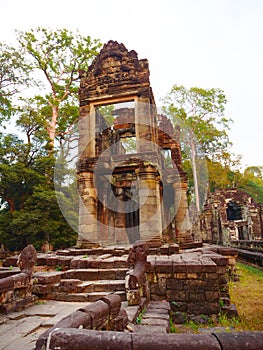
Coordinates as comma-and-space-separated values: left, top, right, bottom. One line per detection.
229, 261, 263, 331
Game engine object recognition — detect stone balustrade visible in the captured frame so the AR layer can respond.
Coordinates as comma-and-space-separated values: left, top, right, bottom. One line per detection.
0, 245, 37, 313
34, 294, 128, 350
45, 328, 263, 350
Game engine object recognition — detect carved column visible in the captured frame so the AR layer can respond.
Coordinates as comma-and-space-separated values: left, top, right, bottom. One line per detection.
173, 179, 193, 244
77, 171, 99, 247
138, 165, 162, 247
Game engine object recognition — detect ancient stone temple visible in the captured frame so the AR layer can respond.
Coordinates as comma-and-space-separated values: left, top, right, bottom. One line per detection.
77, 40, 192, 248
193, 189, 263, 244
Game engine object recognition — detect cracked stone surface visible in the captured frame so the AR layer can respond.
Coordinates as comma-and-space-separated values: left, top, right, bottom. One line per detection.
0, 300, 90, 350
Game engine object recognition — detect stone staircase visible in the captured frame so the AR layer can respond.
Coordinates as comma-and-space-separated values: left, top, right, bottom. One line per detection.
132, 301, 171, 333
2, 244, 183, 305
33, 267, 128, 302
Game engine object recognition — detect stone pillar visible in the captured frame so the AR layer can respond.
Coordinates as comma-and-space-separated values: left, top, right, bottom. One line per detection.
77, 171, 99, 248
135, 97, 156, 153
138, 165, 162, 247
173, 179, 192, 244
79, 104, 96, 159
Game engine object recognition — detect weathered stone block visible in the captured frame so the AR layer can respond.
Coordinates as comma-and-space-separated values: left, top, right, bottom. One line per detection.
187, 302, 211, 315
154, 261, 173, 273
205, 291, 220, 302
157, 277, 167, 291
185, 262, 204, 273
63, 269, 99, 281
203, 280, 219, 291
218, 275, 228, 285
187, 292, 206, 302
46, 256, 58, 266
170, 301, 187, 312
166, 279, 183, 290
172, 262, 186, 273
206, 272, 218, 280
33, 284, 52, 295
167, 290, 186, 302
34, 272, 61, 285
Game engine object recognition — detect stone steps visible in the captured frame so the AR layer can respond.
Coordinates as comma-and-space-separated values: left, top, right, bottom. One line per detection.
46, 290, 126, 302
33, 268, 128, 302
122, 298, 148, 324
61, 268, 128, 281
132, 301, 171, 333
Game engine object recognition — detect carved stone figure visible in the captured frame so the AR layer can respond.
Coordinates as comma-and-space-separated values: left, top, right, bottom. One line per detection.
126, 240, 149, 305
17, 244, 37, 277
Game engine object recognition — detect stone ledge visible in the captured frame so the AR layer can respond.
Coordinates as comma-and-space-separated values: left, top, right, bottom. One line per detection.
45, 328, 263, 350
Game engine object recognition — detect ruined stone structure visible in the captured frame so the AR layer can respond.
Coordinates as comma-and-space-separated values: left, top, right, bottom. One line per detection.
77, 40, 192, 248
193, 189, 263, 244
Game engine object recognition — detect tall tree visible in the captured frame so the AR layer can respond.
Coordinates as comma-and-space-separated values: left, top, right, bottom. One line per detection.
16, 27, 101, 145
0, 43, 30, 121
162, 85, 233, 210
0, 109, 77, 251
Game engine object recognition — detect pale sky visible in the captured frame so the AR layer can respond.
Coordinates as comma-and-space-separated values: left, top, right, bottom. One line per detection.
1, 0, 263, 168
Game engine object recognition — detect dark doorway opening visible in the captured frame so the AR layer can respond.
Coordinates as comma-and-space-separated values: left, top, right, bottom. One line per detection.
226, 201, 242, 221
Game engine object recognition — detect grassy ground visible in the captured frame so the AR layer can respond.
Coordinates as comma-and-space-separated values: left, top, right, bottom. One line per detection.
171, 261, 263, 333
229, 261, 263, 331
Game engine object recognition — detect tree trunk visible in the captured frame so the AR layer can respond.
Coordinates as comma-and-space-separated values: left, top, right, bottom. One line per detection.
190, 134, 200, 212
48, 105, 59, 146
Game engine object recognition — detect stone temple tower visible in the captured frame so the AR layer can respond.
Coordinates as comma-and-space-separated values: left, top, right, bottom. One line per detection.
77, 40, 192, 248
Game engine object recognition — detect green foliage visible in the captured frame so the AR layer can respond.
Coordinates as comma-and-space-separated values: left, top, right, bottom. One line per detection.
136, 307, 146, 324
185, 319, 199, 333
162, 84, 232, 162
0, 43, 30, 121
16, 27, 102, 144
169, 317, 177, 333
239, 167, 263, 204
0, 27, 100, 251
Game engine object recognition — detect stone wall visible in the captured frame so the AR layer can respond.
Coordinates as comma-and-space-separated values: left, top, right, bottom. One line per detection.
146, 247, 237, 320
